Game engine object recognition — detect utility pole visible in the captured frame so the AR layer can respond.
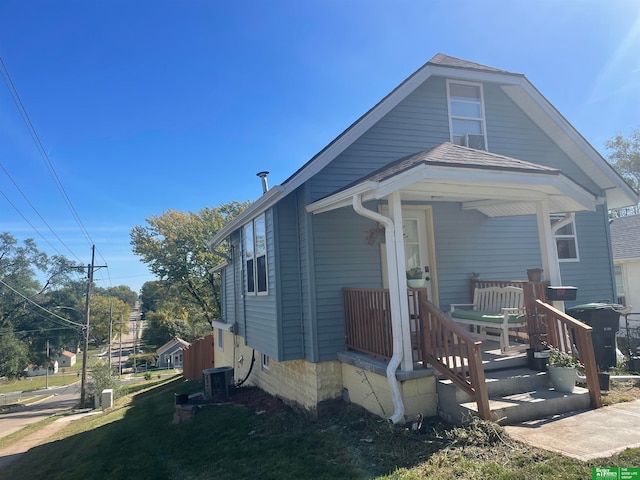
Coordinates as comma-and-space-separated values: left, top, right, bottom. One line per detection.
80, 245, 107, 407
108, 298, 113, 369
45, 339, 49, 389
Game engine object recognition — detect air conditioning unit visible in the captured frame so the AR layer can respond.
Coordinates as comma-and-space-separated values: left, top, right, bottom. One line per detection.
463, 134, 486, 150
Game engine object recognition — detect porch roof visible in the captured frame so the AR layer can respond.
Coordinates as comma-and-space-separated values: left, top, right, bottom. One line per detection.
306, 143, 597, 217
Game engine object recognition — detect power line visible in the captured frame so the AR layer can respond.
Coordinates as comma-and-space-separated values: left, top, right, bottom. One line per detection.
0, 162, 83, 263
0, 278, 84, 328
0, 57, 95, 248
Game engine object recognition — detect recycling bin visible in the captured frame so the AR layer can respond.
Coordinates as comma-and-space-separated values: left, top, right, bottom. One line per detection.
566, 303, 623, 371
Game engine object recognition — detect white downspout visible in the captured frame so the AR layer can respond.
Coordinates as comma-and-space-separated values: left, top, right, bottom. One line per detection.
352, 194, 405, 424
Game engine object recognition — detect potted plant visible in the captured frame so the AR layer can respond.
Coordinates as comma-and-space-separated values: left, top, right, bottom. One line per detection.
546, 346, 583, 393
406, 267, 425, 288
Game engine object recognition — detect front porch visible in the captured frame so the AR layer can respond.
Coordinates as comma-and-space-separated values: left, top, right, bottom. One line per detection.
341, 280, 602, 424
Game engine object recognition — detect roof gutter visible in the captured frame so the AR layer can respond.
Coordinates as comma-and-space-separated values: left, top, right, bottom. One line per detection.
352, 193, 405, 424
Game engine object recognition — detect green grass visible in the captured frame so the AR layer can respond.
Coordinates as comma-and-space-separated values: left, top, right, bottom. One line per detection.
2, 380, 640, 479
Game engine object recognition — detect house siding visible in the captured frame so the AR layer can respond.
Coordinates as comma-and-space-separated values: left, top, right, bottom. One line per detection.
241, 209, 278, 358
308, 76, 450, 202
312, 205, 383, 361
273, 192, 305, 360
483, 84, 600, 194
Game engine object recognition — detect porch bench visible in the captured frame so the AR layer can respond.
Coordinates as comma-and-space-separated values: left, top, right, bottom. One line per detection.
450, 285, 526, 351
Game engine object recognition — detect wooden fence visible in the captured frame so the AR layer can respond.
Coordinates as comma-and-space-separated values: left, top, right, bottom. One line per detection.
182, 333, 216, 381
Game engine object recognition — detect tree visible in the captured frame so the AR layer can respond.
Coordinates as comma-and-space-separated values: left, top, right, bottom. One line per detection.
0, 332, 29, 378
82, 295, 130, 347
94, 285, 139, 308
606, 128, 640, 216
130, 201, 248, 324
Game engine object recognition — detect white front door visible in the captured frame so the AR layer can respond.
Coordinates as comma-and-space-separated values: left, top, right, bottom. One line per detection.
381, 206, 437, 305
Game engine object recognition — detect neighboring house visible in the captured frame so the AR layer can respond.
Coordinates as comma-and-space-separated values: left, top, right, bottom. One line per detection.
207, 54, 638, 423
25, 361, 58, 377
156, 338, 190, 369
610, 214, 640, 311
54, 350, 77, 368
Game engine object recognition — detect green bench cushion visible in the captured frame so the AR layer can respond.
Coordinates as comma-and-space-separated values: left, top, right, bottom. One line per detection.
451, 309, 526, 324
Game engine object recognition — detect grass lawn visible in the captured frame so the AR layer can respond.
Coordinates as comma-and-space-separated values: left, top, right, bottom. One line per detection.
2, 379, 640, 479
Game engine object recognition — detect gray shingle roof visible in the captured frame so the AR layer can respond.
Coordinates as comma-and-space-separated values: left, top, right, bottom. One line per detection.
427, 53, 522, 76
610, 214, 640, 259
366, 142, 558, 183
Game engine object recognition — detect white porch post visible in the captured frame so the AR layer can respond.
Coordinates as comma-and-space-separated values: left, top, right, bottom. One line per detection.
535, 201, 564, 310
388, 192, 414, 371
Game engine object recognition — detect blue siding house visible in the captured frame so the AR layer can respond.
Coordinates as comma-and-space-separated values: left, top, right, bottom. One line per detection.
209, 54, 637, 423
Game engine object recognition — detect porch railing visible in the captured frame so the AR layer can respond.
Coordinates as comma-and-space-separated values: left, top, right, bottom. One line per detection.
417, 295, 491, 420
530, 299, 602, 408
342, 287, 491, 420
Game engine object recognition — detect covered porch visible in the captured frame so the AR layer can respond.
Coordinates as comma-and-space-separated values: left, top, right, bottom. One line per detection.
307, 143, 602, 423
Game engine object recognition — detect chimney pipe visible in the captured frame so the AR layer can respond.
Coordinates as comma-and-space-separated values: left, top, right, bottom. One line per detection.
256, 171, 269, 194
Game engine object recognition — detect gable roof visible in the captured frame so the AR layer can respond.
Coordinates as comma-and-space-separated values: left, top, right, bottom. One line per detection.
210, 54, 637, 248
156, 337, 190, 355
610, 214, 640, 260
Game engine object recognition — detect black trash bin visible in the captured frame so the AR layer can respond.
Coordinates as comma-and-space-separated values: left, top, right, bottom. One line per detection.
566, 303, 623, 371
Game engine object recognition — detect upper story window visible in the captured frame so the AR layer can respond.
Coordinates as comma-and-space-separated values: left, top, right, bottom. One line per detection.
551, 214, 579, 262
244, 214, 268, 295
614, 265, 626, 305
447, 81, 487, 150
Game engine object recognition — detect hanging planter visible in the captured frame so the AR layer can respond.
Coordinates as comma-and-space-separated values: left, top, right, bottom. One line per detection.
406, 268, 425, 288
527, 268, 543, 282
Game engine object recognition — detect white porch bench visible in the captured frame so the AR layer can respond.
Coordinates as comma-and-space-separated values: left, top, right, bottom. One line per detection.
450, 285, 527, 351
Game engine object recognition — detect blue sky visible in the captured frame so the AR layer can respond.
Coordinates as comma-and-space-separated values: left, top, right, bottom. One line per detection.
1, 1, 639, 293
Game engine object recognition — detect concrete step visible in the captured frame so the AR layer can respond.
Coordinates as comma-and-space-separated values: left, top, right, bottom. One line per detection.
459, 387, 591, 425
437, 366, 592, 425
438, 367, 550, 405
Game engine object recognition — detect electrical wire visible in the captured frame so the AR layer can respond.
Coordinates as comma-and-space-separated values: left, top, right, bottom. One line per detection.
0, 57, 95, 249
0, 162, 83, 263
0, 278, 84, 328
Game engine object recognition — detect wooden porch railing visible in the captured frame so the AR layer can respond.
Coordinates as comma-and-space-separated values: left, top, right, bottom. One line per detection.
342, 287, 491, 420
417, 296, 491, 420
530, 299, 602, 408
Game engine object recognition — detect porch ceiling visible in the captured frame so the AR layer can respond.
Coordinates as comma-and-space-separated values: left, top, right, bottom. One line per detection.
306, 143, 597, 217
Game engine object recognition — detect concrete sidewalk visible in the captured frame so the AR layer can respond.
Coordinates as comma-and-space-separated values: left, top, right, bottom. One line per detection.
504, 399, 640, 461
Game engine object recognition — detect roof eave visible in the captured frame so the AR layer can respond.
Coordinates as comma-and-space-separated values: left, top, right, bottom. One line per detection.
209, 186, 285, 249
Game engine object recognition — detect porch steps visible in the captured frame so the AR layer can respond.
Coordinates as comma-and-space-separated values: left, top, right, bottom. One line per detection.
437, 367, 591, 425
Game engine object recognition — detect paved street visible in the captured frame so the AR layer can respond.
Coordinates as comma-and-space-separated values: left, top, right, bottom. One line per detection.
0, 382, 80, 440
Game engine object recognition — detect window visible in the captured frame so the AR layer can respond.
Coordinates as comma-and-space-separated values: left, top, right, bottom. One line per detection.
244, 214, 268, 294
217, 328, 224, 350
615, 265, 626, 305
261, 353, 270, 371
447, 81, 487, 150
551, 214, 579, 261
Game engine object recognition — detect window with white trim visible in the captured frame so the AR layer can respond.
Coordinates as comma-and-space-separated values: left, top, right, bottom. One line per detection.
614, 265, 626, 305
244, 214, 268, 294
551, 214, 579, 261
217, 328, 224, 350
447, 81, 487, 150
261, 353, 270, 371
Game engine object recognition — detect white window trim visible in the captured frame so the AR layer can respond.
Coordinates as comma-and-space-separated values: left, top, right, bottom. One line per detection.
446, 79, 488, 150
551, 214, 580, 262
261, 353, 270, 371
244, 214, 269, 296
217, 328, 224, 351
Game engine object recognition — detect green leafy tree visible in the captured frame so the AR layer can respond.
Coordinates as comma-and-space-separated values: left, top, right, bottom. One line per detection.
81, 295, 130, 347
130, 201, 248, 324
0, 332, 29, 378
606, 128, 640, 216
95, 285, 139, 308
88, 360, 122, 400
